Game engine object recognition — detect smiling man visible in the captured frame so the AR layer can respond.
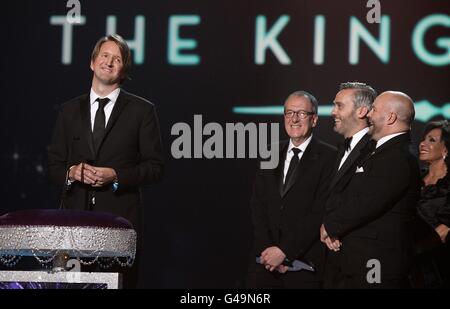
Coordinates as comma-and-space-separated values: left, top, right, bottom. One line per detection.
322, 91, 421, 288
47, 35, 164, 288
331, 82, 376, 171
320, 82, 376, 288
247, 91, 336, 288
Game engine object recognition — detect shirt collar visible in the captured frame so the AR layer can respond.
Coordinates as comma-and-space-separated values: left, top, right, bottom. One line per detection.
376, 132, 407, 148
288, 134, 313, 154
349, 127, 369, 150
90, 88, 121, 106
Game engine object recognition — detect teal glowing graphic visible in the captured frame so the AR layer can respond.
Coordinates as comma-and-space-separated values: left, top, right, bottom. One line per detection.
233, 100, 449, 123
255, 15, 291, 65
349, 15, 390, 64
168, 15, 201, 65
50, 12, 449, 66
412, 14, 450, 67
414, 100, 450, 122
106, 15, 146, 65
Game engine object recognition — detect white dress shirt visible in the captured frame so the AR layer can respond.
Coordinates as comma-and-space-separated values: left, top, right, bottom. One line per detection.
89, 88, 121, 131
283, 135, 313, 183
338, 127, 369, 170
376, 132, 407, 149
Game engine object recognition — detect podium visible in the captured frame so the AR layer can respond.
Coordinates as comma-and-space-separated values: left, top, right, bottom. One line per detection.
0, 270, 121, 289
0, 209, 136, 289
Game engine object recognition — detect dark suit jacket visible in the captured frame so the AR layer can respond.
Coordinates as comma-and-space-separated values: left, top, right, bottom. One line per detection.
324, 133, 421, 277
326, 133, 373, 214
323, 133, 372, 287
250, 137, 336, 279
48, 90, 164, 229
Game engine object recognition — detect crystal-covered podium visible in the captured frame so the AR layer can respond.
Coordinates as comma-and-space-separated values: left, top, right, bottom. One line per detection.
0, 209, 136, 289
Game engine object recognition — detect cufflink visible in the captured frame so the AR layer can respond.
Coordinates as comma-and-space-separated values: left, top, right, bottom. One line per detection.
112, 181, 119, 192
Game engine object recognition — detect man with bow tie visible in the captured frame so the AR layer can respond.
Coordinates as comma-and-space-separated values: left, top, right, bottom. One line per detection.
322, 91, 421, 288
320, 82, 377, 288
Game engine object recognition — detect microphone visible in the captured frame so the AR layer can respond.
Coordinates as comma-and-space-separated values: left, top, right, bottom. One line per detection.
59, 139, 74, 210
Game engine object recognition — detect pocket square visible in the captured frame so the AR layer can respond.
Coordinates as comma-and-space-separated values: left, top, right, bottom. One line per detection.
355, 166, 364, 173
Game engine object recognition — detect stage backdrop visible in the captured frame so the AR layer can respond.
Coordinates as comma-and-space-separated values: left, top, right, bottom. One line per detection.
2, 0, 449, 287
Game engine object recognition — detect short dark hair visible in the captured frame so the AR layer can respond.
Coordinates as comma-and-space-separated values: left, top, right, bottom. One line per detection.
91, 34, 131, 84
339, 82, 377, 109
286, 91, 318, 114
423, 120, 450, 168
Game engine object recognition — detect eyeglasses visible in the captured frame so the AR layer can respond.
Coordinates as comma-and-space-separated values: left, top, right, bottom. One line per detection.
284, 110, 315, 119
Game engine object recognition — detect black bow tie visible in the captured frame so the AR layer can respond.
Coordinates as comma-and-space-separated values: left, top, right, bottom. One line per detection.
343, 137, 352, 152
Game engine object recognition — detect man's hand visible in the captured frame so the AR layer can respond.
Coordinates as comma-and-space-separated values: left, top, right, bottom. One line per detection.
89, 167, 117, 187
68, 163, 97, 185
260, 246, 286, 272
275, 264, 289, 274
320, 224, 328, 242
68, 163, 117, 187
325, 237, 342, 252
435, 224, 450, 243
320, 224, 342, 252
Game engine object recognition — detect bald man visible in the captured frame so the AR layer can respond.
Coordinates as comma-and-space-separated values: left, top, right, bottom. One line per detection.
321, 91, 421, 288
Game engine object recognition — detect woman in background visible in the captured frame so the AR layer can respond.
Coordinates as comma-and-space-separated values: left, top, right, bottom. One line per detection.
411, 120, 450, 288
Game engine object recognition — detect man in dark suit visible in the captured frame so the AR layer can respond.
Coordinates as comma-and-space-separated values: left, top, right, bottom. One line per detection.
246, 91, 336, 288
321, 82, 377, 288
47, 35, 164, 287
321, 91, 421, 288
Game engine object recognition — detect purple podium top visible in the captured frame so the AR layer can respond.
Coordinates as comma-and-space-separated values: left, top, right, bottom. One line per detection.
0, 209, 133, 229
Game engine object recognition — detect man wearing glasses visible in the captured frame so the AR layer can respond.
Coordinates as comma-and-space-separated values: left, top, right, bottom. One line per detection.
246, 91, 336, 288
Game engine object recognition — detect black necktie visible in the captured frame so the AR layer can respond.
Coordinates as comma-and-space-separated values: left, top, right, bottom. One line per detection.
284, 148, 301, 186
93, 97, 110, 152
366, 139, 377, 155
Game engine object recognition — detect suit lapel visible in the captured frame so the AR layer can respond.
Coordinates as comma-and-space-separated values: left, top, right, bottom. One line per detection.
329, 134, 371, 189
281, 138, 316, 198
373, 133, 409, 155
276, 142, 288, 197
359, 133, 410, 167
79, 94, 95, 160
333, 145, 345, 174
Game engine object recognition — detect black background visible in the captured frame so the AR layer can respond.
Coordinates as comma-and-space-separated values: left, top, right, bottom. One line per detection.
1, 0, 449, 288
